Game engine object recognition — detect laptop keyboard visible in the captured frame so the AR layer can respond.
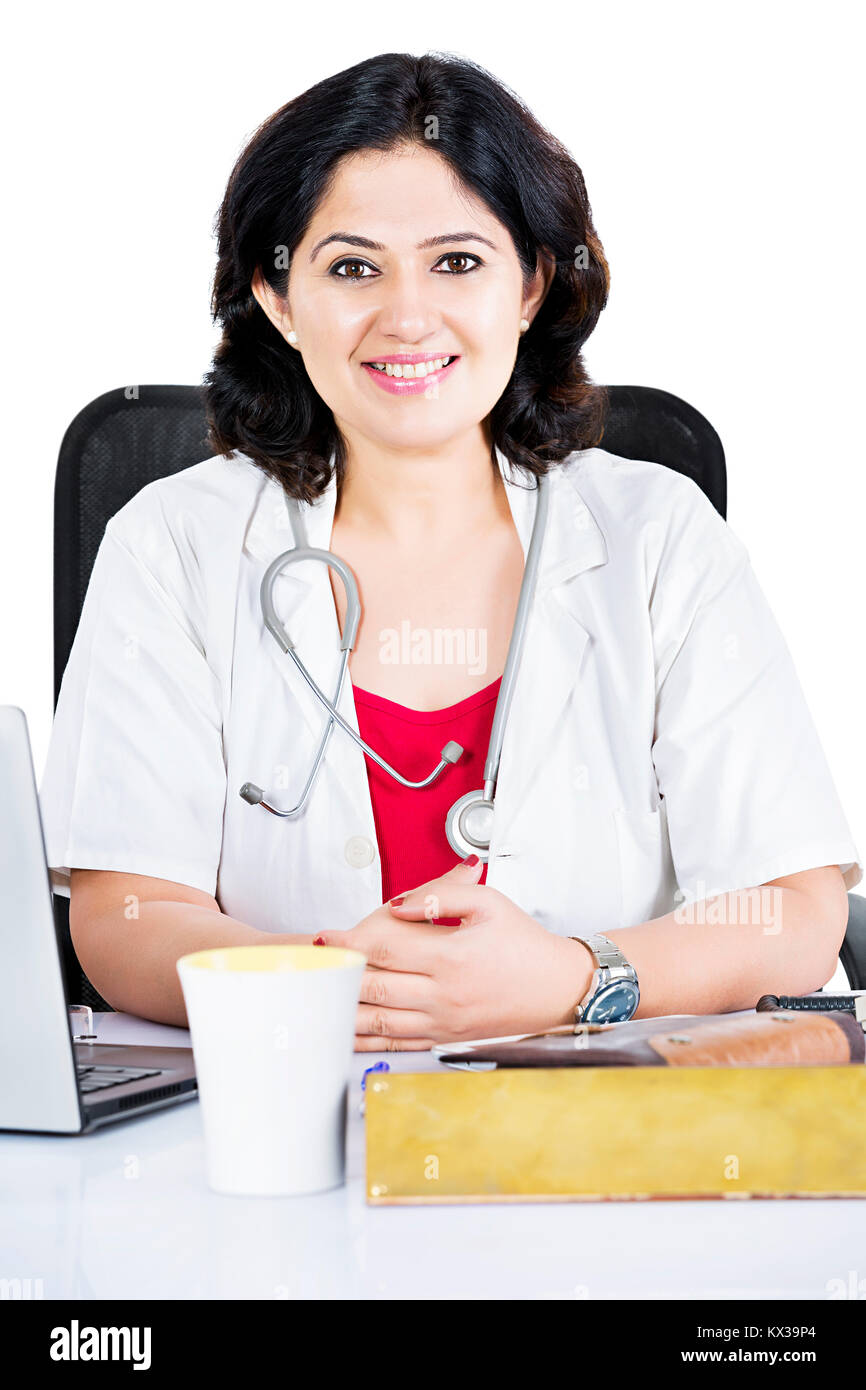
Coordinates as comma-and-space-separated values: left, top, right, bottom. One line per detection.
77, 1064, 165, 1094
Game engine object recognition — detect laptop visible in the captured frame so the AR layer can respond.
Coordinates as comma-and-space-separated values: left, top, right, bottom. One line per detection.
0, 705, 197, 1133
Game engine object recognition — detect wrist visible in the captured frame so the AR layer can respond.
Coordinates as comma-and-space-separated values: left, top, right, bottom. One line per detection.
549, 935, 595, 1028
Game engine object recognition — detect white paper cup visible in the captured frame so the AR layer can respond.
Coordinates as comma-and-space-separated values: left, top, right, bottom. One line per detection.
177, 944, 365, 1197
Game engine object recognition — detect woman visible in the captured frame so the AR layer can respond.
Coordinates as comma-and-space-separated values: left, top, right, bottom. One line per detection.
40, 52, 861, 1047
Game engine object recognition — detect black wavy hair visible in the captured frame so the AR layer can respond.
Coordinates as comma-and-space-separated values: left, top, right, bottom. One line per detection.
204, 51, 611, 502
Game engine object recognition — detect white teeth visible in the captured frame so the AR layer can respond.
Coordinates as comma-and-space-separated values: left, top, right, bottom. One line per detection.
367, 356, 455, 377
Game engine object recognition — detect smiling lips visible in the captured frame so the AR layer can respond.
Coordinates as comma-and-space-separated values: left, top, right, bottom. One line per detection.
361, 352, 460, 395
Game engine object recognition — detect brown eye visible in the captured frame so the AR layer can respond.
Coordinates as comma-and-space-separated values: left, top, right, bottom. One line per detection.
332, 259, 375, 280
435, 253, 482, 275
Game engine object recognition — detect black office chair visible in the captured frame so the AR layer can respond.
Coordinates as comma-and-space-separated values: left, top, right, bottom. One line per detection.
50, 383, 866, 1008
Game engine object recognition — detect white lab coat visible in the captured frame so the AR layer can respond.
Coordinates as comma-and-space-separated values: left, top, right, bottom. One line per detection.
38, 444, 863, 939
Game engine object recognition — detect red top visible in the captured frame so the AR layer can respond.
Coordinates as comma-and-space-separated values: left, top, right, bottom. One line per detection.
352, 676, 500, 922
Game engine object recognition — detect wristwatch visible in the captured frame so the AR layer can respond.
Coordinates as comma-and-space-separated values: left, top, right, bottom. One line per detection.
568, 933, 640, 1026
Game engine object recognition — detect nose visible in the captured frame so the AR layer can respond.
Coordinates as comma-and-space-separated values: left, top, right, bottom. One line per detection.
373, 264, 444, 345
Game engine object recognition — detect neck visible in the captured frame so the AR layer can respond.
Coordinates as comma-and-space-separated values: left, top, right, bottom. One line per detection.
332, 424, 510, 546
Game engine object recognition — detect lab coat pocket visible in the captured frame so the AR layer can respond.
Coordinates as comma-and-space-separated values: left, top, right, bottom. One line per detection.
613, 803, 677, 927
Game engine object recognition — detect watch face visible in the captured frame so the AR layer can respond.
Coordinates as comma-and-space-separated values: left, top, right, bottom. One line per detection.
584, 980, 639, 1023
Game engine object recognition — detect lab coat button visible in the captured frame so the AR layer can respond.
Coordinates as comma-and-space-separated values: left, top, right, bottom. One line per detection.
344, 835, 376, 868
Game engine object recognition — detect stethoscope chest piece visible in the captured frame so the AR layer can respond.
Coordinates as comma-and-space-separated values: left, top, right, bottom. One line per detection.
445, 789, 496, 862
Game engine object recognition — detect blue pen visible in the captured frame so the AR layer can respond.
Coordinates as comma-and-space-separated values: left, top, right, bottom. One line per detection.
361, 1061, 390, 1090
359, 1061, 390, 1115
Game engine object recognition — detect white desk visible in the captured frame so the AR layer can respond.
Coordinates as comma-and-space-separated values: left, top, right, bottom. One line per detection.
1, 1011, 863, 1300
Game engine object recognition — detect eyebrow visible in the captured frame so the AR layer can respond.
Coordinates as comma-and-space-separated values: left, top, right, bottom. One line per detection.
309, 231, 499, 263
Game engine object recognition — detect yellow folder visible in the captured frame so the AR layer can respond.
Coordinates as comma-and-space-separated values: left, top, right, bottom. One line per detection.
365, 1065, 866, 1204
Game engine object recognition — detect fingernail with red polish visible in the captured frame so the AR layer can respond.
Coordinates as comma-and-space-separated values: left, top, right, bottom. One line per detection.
389, 896, 405, 907
462, 854, 480, 867
312, 935, 326, 945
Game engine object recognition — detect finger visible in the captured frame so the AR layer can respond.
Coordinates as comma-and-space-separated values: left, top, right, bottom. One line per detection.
387, 881, 492, 924
358, 966, 432, 1010
388, 854, 484, 903
355, 1035, 434, 1053
356, 1002, 433, 1038
314, 916, 451, 973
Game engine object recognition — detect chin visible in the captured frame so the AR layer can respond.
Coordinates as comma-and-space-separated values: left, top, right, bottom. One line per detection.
361, 412, 473, 452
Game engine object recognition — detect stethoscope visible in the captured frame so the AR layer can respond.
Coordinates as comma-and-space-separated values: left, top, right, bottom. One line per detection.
239, 470, 550, 861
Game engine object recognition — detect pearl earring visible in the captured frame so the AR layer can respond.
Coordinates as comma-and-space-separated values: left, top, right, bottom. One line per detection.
287, 329, 298, 346
519, 318, 530, 334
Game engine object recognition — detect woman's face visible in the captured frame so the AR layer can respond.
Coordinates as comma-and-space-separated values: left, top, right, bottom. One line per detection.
253, 143, 553, 455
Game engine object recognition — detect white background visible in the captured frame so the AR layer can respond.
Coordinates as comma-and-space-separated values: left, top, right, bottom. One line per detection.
3, 0, 863, 868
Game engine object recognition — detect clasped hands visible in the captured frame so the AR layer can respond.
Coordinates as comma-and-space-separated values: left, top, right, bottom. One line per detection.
312, 857, 594, 1051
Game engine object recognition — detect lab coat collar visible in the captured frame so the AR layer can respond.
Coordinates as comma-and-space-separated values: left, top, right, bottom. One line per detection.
240, 444, 609, 842
242, 443, 608, 586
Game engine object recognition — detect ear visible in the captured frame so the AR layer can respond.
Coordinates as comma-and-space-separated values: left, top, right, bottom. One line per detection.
251, 266, 291, 341
522, 246, 558, 325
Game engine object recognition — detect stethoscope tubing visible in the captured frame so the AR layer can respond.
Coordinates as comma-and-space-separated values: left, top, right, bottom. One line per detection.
241, 468, 549, 824
481, 469, 549, 799
284, 645, 462, 789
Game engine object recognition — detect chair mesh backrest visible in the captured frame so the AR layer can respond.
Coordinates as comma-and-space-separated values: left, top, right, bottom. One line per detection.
51, 381, 726, 1008
600, 384, 726, 518
54, 385, 213, 706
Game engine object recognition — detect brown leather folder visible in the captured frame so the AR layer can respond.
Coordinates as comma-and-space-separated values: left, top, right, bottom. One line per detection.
438, 1008, 865, 1069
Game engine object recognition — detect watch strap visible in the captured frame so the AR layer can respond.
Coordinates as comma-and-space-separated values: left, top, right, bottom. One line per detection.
572, 932, 628, 971
568, 932, 638, 1027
